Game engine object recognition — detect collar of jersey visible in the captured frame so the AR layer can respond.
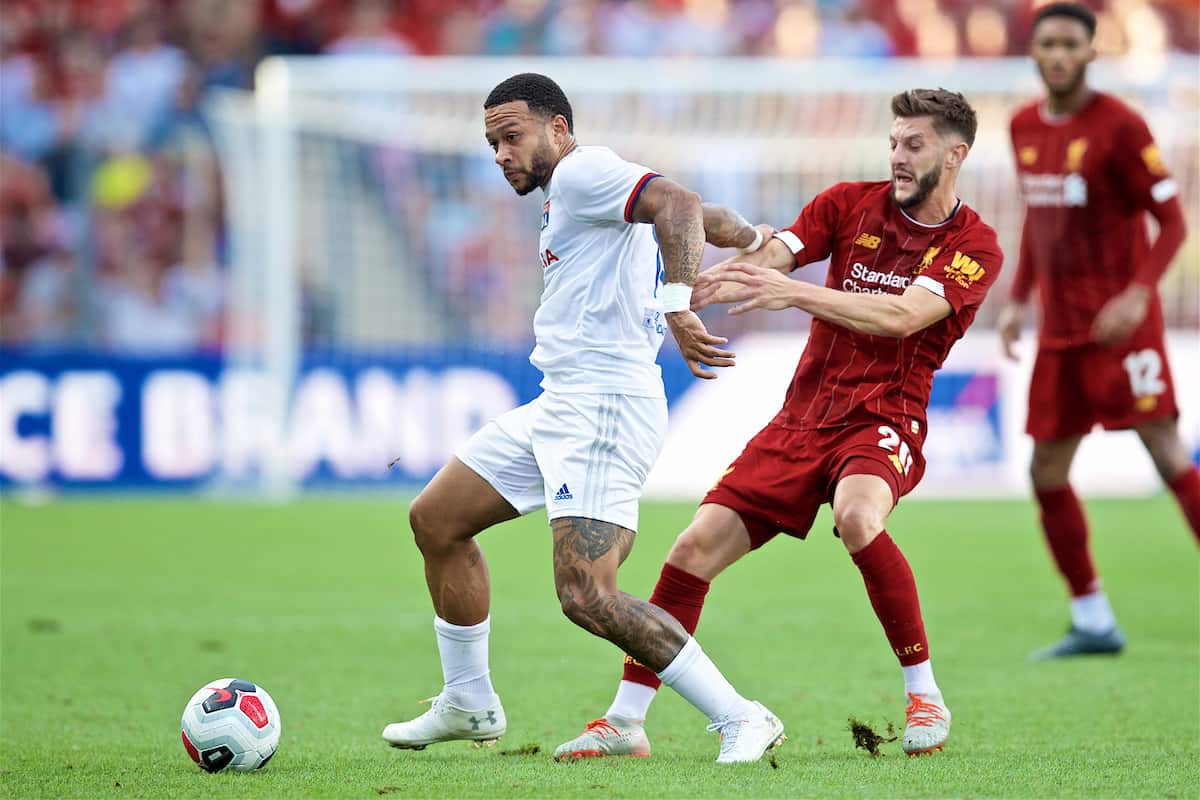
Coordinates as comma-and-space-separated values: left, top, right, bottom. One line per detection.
1037, 91, 1099, 126
897, 198, 961, 230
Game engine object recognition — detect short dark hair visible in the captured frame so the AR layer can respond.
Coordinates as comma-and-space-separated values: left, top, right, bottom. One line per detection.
1033, 2, 1097, 38
891, 88, 978, 148
484, 73, 574, 133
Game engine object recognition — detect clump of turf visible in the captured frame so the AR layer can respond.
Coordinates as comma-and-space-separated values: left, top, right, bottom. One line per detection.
498, 744, 541, 756
848, 718, 897, 757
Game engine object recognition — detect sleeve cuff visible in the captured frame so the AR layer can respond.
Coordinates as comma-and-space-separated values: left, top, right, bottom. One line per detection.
773, 230, 804, 254
913, 275, 946, 299
623, 173, 662, 223
1151, 178, 1179, 204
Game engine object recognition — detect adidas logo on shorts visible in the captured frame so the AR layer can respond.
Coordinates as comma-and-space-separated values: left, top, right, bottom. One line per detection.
554, 483, 574, 501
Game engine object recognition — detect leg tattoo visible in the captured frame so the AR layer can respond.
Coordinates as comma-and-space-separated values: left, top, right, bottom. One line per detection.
552, 517, 688, 672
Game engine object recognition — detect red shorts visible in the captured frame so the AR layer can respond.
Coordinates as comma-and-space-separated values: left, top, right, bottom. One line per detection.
701, 419, 926, 550
1027, 325, 1179, 442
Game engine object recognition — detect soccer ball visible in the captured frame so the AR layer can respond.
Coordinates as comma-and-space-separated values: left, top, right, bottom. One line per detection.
180, 678, 281, 772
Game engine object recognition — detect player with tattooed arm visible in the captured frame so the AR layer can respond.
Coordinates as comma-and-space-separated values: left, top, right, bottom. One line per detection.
381, 73, 785, 763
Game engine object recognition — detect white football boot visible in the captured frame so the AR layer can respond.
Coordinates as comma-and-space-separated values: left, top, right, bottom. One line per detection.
707, 701, 786, 763
553, 717, 651, 761
902, 691, 951, 755
382, 693, 506, 749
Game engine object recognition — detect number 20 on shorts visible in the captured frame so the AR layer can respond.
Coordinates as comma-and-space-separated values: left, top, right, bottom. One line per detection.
877, 426, 913, 475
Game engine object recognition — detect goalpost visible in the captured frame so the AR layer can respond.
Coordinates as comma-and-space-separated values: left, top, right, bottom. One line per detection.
204, 55, 1199, 497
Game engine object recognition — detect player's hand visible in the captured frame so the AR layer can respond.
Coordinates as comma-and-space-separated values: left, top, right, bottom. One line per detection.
666, 310, 735, 380
996, 302, 1024, 362
692, 263, 797, 315
1091, 284, 1150, 347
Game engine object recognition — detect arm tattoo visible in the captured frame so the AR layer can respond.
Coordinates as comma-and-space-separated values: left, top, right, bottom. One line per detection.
655, 187, 705, 287
701, 203, 755, 249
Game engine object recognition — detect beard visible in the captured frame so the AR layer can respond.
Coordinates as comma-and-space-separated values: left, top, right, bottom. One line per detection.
893, 161, 941, 209
1041, 63, 1086, 100
513, 141, 554, 196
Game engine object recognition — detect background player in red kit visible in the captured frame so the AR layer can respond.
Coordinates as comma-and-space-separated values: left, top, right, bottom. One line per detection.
554, 89, 1001, 761
997, 3, 1197, 660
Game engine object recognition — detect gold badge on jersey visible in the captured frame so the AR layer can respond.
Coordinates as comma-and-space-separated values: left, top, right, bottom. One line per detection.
854, 232, 881, 250
710, 466, 734, 491
913, 246, 941, 276
943, 251, 985, 288
1141, 144, 1168, 176
1018, 146, 1037, 166
1065, 138, 1088, 172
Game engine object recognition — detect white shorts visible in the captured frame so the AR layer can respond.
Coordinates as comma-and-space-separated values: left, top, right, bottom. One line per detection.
455, 392, 667, 532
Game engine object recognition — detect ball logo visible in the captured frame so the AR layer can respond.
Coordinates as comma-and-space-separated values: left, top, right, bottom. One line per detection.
202, 687, 237, 713
201, 679, 258, 713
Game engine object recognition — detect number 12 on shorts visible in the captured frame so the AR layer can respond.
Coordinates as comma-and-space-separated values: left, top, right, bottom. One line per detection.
1122, 348, 1165, 398
877, 426, 913, 475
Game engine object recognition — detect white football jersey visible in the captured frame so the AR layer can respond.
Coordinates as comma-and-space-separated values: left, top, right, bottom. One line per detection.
533, 146, 666, 398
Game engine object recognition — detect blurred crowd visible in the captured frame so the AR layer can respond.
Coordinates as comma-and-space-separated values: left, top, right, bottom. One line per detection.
0, 0, 1196, 351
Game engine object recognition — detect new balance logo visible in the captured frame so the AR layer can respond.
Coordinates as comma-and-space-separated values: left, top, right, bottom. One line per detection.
554, 483, 573, 501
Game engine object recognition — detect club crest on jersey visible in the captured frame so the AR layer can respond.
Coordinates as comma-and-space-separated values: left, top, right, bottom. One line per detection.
1065, 138, 1088, 173
913, 246, 940, 276
1018, 146, 1037, 166
541, 200, 551, 230
943, 251, 984, 288
853, 232, 881, 250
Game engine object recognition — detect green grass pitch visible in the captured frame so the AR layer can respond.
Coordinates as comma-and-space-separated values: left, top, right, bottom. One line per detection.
1, 495, 1197, 798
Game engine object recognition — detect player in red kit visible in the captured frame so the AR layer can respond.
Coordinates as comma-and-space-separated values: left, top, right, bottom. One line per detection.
997, 3, 1197, 660
554, 89, 1001, 760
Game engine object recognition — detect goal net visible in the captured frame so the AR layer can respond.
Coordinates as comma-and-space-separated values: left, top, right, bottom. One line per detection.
204, 56, 1199, 495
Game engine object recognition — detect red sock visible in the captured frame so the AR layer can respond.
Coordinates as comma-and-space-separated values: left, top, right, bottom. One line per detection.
1036, 485, 1098, 597
1167, 466, 1200, 544
850, 532, 929, 667
622, 563, 710, 689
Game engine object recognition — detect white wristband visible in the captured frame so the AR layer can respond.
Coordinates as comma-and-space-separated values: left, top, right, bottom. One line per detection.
660, 283, 693, 313
738, 227, 764, 254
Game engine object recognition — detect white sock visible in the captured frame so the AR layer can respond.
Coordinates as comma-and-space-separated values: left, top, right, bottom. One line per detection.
1070, 591, 1116, 633
902, 659, 940, 696
433, 615, 495, 708
656, 637, 747, 723
605, 680, 658, 723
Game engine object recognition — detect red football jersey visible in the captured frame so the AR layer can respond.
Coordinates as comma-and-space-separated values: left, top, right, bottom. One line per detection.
1010, 93, 1181, 348
774, 181, 1002, 441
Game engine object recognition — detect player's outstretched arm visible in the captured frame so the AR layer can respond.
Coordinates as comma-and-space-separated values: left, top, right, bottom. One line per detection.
700, 203, 772, 252
693, 262, 952, 338
631, 178, 734, 379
